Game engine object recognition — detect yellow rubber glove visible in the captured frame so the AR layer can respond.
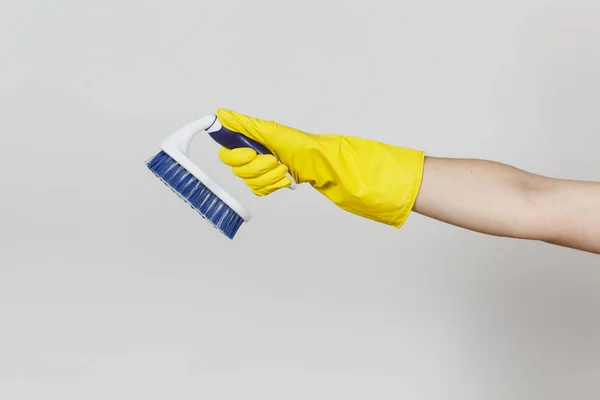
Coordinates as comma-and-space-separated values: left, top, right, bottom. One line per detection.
216, 108, 425, 228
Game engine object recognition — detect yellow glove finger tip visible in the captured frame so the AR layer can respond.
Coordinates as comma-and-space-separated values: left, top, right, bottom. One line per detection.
218, 147, 257, 167
252, 188, 268, 197
250, 177, 291, 197
261, 154, 279, 167
271, 176, 292, 190
243, 164, 289, 188
232, 154, 279, 178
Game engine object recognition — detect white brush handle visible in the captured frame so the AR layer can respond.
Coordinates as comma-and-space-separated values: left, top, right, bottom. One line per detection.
159, 115, 252, 222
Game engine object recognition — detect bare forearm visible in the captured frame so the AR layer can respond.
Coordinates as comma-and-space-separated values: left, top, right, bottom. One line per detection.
412, 157, 600, 254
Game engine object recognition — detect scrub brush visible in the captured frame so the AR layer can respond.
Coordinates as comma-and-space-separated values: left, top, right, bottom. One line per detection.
146, 114, 296, 239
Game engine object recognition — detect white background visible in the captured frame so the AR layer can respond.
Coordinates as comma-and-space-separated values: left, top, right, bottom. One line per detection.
1, 0, 599, 399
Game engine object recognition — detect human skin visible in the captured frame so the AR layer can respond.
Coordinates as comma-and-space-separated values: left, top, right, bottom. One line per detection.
413, 156, 600, 254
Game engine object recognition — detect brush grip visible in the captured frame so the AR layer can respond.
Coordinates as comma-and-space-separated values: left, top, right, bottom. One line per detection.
208, 125, 273, 155
207, 120, 297, 190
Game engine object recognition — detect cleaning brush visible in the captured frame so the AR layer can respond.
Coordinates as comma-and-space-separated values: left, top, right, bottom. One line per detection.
146, 114, 296, 239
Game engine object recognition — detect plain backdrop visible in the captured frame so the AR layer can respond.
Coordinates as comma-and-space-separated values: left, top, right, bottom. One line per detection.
1, 0, 599, 399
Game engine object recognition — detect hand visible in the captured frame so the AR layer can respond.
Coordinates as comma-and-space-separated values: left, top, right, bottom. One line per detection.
216, 109, 425, 228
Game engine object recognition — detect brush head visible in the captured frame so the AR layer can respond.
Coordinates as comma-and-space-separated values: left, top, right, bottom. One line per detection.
146, 150, 244, 239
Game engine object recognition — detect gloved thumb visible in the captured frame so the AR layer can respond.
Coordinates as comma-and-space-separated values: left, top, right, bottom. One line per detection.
216, 108, 311, 160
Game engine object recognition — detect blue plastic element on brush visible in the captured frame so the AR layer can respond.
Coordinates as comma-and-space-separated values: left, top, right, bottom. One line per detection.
146, 151, 244, 239
208, 125, 272, 155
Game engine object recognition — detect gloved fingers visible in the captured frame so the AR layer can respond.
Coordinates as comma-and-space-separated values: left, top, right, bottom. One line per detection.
216, 108, 309, 157
218, 146, 290, 194
216, 108, 270, 141
252, 176, 292, 196
218, 147, 257, 167
232, 154, 279, 179
244, 163, 289, 190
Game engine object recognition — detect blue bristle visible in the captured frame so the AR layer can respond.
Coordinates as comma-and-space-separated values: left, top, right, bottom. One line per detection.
178, 176, 197, 198
146, 150, 244, 239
